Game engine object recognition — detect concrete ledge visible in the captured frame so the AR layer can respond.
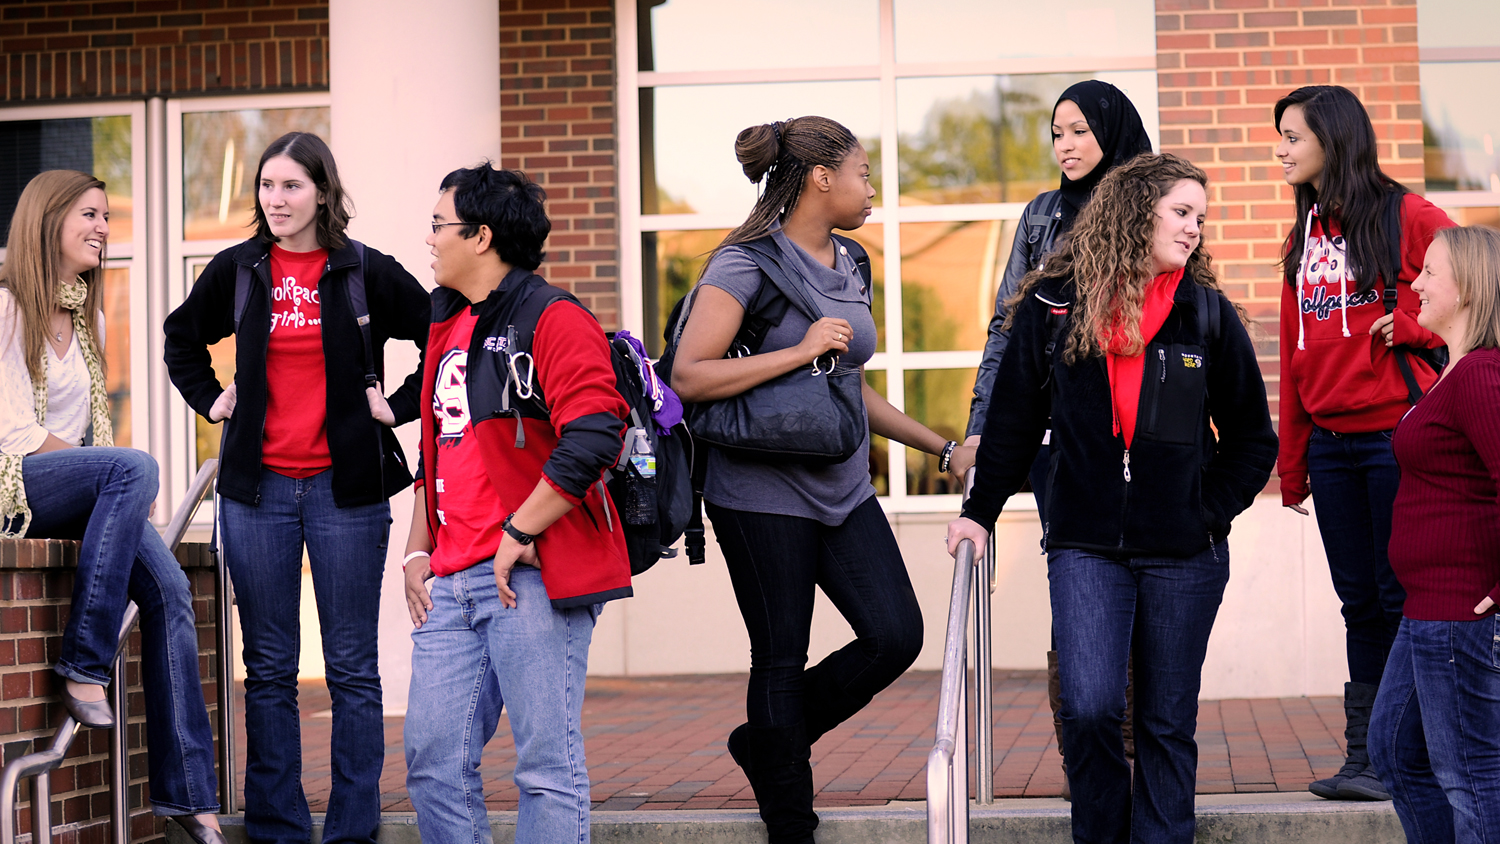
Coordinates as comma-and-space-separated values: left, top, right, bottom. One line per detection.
172, 793, 1402, 844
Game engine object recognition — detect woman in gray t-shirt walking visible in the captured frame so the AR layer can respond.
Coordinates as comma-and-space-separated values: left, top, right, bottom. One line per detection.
671, 116, 975, 844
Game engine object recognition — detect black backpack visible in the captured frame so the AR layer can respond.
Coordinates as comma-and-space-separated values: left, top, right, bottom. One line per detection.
493, 278, 696, 576
1378, 189, 1448, 404
652, 233, 874, 560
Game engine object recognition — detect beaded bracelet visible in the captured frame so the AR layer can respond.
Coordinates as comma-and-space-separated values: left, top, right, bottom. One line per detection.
938, 440, 958, 474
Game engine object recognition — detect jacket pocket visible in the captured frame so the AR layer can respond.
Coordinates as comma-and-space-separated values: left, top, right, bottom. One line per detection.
1144, 342, 1208, 445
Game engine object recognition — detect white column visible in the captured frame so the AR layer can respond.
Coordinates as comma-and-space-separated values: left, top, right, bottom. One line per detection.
330, 0, 500, 713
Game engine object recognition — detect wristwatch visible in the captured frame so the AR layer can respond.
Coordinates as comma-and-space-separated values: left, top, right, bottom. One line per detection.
502, 513, 537, 545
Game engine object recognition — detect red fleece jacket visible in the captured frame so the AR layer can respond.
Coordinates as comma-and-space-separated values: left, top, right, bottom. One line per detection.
1277, 193, 1455, 505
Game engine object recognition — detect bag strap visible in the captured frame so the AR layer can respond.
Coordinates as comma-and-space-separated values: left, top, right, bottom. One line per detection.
342, 241, 377, 390
1194, 282, 1220, 345
1377, 192, 1424, 405
232, 259, 257, 335
831, 233, 873, 292
737, 238, 827, 325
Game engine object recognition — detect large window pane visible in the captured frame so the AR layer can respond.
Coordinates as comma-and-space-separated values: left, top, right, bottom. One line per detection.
0, 115, 133, 245
642, 82, 880, 218
642, 224, 886, 356
183, 107, 330, 241
1422, 62, 1500, 193
894, 0, 1155, 64
903, 368, 974, 495
641, 0, 878, 73
900, 221, 1011, 352
897, 71, 1159, 205
102, 266, 130, 447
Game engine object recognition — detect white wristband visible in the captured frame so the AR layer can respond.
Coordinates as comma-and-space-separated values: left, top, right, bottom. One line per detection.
402, 550, 431, 569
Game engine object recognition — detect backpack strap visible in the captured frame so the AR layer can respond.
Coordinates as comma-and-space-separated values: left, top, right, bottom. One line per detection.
495, 273, 578, 446
1026, 190, 1065, 252
341, 241, 377, 390
232, 258, 258, 335
1194, 282, 1220, 344
1377, 191, 1424, 405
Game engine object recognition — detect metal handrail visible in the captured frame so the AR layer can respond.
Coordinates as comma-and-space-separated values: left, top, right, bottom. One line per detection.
928, 467, 986, 844
1, 460, 219, 844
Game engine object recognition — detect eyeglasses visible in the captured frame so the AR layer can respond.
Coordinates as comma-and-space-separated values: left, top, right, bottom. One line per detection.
430, 221, 475, 234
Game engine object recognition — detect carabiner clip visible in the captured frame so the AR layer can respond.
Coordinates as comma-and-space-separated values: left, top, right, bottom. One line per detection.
509, 351, 535, 400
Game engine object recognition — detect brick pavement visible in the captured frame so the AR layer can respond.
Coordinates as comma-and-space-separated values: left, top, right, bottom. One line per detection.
247, 671, 1348, 812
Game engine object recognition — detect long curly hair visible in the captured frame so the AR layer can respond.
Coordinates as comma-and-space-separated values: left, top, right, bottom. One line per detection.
1006, 153, 1246, 363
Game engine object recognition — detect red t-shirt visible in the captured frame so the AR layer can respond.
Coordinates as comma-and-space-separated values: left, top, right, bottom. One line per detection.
429, 308, 508, 575
261, 244, 331, 477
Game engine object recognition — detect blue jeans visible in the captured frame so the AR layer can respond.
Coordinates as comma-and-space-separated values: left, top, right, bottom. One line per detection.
220, 469, 389, 844
705, 495, 924, 739
1370, 616, 1500, 844
1049, 542, 1230, 844
20, 447, 218, 815
404, 564, 596, 844
1307, 426, 1406, 686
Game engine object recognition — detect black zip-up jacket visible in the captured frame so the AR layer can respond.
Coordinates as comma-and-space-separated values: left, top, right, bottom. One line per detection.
163, 238, 431, 508
961, 274, 1277, 559
967, 190, 1065, 437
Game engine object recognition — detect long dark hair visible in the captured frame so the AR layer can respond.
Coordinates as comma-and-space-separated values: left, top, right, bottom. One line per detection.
251, 131, 353, 250
1274, 86, 1405, 294
702, 116, 860, 276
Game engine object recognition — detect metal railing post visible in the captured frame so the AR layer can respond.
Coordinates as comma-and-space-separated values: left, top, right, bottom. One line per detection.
213, 485, 237, 815
973, 545, 993, 804
926, 534, 975, 844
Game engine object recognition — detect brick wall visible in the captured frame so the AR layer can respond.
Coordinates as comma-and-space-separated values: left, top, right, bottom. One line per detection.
0, 539, 223, 844
1154, 0, 1423, 422
0, 0, 329, 102
499, 0, 620, 329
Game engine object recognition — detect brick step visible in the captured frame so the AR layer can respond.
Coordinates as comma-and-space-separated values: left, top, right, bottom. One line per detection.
168, 794, 1401, 844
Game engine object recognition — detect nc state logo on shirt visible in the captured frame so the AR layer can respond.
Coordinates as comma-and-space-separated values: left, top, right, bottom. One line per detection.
434, 348, 470, 446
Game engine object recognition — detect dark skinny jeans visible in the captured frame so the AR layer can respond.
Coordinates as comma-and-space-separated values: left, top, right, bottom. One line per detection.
706, 495, 923, 740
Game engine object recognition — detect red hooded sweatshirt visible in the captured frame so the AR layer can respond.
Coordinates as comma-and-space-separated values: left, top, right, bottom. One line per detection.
1277, 192, 1455, 506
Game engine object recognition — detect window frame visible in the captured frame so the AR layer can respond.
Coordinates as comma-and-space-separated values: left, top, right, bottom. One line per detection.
0, 101, 151, 462
617, 0, 1156, 512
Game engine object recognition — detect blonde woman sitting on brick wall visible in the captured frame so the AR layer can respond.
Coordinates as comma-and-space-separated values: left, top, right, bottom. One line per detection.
0, 170, 223, 844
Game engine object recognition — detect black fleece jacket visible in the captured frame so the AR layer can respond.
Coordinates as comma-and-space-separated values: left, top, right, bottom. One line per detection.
163, 238, 431, 508
961, 274, 1277, 559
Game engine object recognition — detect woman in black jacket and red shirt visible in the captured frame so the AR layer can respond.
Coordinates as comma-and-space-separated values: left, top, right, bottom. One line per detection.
947, 154, 1277, 844
163, 132, 430, 844
1273, 85, 1456, 802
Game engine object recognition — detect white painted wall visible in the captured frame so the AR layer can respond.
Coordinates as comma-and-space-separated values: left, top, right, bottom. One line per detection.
328, 0, 500, 713
588, 495, 1351, 701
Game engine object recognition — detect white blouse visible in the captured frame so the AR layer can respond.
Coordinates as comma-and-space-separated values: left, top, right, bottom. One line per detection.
0, 290, 103, 453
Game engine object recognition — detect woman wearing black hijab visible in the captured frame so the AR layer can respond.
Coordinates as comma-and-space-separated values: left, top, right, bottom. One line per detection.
963, 80, 1152, 799
967, 80, 1154, 457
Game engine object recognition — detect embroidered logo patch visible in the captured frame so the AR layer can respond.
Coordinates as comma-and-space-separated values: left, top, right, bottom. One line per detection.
1181, 353, 1204, 369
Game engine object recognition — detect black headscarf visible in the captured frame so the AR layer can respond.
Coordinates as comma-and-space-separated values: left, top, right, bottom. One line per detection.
1054, 80, 1153, 230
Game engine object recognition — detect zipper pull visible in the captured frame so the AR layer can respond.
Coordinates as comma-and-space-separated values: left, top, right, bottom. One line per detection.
1158, 348, 1166, 382
1123, 449, 1132, 482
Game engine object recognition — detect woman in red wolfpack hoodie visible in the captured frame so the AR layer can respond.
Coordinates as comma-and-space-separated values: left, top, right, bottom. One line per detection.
1274, 85, 1455, 802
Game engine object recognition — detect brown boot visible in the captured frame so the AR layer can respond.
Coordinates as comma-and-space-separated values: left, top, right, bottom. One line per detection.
1047, 650, 1070, 801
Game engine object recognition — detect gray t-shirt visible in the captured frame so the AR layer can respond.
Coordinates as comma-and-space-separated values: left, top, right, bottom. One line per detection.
697, 230, 878, 525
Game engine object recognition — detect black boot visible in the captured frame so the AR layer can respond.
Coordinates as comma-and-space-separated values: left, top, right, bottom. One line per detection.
1310, 682, 1391, 801
728, 722, 819, 844
1047, 650, 1071, 802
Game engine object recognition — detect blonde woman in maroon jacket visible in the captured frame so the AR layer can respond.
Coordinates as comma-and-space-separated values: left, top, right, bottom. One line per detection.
1273, 85, 1455, 800
1369, 225, 1500, 844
